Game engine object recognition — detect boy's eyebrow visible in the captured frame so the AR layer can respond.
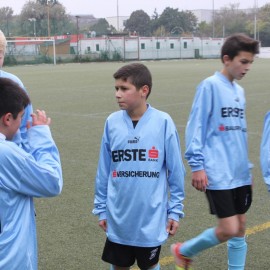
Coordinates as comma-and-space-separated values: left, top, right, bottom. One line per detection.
241, 58, 254, 63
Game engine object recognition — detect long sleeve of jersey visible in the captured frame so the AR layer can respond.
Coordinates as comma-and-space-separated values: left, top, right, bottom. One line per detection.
185, 80, 213, 172
0, 125, 63, 197
92, 124, 111, 221
164, 121, 186, 221
260, 111, 270, 192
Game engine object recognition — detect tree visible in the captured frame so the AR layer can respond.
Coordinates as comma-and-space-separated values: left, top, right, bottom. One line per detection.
157, 7, 180, 34
150, 8, 160, 36
151, 8, 159, 20
215, 4, 247, 36
47, 3, 69, 36
19, 0, 70, 36
156, 7, 197, 36
178, 11, 197, 33
0, 7, 13, 37
152, 25, 166, 37
196, 21, 212, 37
197, 4, 250, 38
37, 0, 58, 5
124, 10, 151, 36
89, 18, 116, 36
259, 22, 270, 46
257, 4, 270, 45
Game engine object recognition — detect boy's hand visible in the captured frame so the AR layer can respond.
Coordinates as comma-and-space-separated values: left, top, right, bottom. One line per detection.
99, 219, 107, 232
27, 109, 51, 129
191, 170, 208, 192
166, 219, 179, 236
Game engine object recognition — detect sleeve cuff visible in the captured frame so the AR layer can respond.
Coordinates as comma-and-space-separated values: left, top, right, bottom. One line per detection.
99, 212, 107, 221
168, 212, 184, 222
191, 165, 204, 172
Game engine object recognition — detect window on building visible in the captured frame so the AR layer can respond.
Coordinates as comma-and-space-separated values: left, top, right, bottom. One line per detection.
87, 47, 91, 53
96, 44, 100, 51
156, 42, 160, 49
183, 42, 187, 49
170, 43, 174, 49
141, 43, 145, 50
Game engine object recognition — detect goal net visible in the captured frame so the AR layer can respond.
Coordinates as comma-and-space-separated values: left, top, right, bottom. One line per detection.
6, 38, 56, 65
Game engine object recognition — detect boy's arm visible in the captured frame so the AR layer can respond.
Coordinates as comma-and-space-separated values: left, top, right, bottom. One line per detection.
0, 110, 63, 197
165, 121, 185, 223
185, 83, 212, 183
19, 102, 33, 151
260, 111, 270, 192
12, 102, 33, 151
92, 126, 111, 221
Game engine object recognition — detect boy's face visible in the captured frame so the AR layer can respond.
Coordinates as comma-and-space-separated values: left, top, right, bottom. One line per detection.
222, 51, 255, 81
114, 78, 148, 115
4, 110, 24, 140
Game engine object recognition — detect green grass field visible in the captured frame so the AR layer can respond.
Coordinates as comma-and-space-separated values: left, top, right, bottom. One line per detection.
5, 59, 270, 270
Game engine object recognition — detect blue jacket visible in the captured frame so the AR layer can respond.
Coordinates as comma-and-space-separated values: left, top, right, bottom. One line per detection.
260, 111, 270, 192
93, 105, 185, 247
185, 72, 252, 190
0, 126, 63, 270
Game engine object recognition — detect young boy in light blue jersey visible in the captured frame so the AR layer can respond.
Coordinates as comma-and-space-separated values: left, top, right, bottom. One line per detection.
260, 111, 270, 193
0, 78, 63, 269
171, 34, 259, 269
0, 29, 33, 151
93, 63, 186, 270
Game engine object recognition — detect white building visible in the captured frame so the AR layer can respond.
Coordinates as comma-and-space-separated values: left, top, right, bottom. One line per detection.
79, 36, 224, 60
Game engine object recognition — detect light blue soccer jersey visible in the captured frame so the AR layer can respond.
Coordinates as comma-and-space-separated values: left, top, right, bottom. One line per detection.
93, 105, 185, 247
260, 111, 270, 191
0, 126, 63, 270
185, 71, 252, 190
0, 70, 33, 151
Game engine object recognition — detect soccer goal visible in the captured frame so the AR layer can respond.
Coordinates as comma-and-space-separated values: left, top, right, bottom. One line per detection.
6, 38, 56, 65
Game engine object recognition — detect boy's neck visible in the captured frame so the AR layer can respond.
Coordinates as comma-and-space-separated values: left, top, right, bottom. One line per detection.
220, 69, 234, 82
128, 103, 148, 121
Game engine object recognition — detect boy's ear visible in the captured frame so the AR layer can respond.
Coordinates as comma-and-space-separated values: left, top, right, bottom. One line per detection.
223, 55, 231, 64
141, 85, 149, 98
2, 113, 12, 126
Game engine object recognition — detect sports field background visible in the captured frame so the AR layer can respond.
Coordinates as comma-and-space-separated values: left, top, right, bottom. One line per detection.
5, 59, 270, 269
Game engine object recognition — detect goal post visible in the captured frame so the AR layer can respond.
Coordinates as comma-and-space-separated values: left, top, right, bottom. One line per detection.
6, 38, 56, 65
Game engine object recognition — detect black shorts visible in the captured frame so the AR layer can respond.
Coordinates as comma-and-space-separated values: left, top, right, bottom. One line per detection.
102, 238, 161, 270
206, 185, 252, 218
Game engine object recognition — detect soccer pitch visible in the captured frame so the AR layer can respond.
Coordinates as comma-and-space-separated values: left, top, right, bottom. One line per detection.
5, 59, 270, 269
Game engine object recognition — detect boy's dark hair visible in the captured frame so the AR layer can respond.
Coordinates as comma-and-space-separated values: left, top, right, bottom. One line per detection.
0, 77, 30, 118
221, 33, 260, 62
113, 63, 152, 98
